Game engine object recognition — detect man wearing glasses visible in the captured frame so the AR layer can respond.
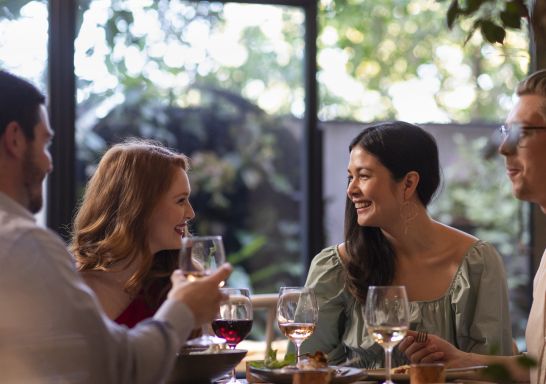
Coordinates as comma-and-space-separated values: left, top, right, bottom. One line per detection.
400, 69, 546, 383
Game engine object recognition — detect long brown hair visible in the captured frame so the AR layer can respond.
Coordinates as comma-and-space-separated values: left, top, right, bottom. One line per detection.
344, 122, 440, 303
71, 139, 189, 300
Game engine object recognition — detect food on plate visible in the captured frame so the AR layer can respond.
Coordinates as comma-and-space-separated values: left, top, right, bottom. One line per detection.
392, 364, 411, 374
298, 351, 329, 369
249, 349, 296, 369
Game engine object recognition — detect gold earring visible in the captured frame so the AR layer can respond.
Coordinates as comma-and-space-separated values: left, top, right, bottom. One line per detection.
400, 201, 418, 235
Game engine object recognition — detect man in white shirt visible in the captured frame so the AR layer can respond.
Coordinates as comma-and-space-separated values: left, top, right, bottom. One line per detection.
399, 69, 546, 383
0, 70, 232, 383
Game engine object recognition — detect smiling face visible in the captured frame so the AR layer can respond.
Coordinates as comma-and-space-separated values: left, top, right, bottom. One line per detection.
500, 94, 546, 211
346, 146, 404, 228
147, 167, 195, 254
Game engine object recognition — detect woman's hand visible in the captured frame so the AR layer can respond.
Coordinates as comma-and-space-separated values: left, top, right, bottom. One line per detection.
399, 330, 479, 368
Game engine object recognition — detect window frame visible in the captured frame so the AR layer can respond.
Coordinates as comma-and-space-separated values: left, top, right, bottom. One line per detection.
46, 0, 322, 275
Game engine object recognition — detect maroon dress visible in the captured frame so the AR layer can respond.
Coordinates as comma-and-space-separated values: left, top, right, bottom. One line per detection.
115, 295, 156, 328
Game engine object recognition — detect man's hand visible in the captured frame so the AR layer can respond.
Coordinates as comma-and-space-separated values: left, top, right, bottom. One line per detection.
398, 330, 478, 368
168, 264, 232, 325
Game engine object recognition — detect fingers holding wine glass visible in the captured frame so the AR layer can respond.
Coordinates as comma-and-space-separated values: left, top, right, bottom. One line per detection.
276, 287, 318, 367
168, 264, 233, 325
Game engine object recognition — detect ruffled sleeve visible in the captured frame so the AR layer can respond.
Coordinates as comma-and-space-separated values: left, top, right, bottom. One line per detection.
451, 241, 513, 355
301, 246, 349, 364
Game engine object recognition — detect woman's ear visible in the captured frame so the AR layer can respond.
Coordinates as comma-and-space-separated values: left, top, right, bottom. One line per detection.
402, 171, 420, 201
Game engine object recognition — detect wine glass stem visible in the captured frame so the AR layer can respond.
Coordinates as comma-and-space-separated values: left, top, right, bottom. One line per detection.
295, 341, 302, 367
229, 344, 237, 383
384, 346, 393, 384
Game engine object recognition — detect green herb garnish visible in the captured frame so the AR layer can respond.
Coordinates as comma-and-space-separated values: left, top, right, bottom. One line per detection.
249, 349, 296, 369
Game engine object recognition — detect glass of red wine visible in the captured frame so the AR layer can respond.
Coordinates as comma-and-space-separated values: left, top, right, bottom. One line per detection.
212, 288, 253, 384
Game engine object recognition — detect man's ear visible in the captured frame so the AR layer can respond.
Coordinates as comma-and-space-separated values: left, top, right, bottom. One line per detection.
1, 121, 27, 159
402, 171, 420, 201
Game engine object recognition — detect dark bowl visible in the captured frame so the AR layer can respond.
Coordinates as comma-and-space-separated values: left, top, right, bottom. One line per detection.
167, 349, 247, 384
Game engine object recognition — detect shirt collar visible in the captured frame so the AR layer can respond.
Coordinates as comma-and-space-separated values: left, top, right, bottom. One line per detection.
0, 191, 36, 222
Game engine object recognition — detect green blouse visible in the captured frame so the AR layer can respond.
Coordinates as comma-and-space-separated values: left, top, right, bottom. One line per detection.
301, 241, 513, 368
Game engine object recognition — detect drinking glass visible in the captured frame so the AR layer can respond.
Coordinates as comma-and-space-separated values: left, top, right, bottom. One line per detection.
364, 286, 410, 384
212, 288, 253, 384
179, 235, 226, 346
276, 286, 318, 367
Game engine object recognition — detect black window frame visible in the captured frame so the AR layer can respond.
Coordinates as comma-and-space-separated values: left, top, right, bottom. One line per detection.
47, 0, 323, 276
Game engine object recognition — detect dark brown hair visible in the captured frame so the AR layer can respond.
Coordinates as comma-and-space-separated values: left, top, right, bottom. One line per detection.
343, 121, 440, 303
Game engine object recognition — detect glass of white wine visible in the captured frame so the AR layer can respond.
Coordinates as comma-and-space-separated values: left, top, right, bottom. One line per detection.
179, 235, 226, 346
276, 286, 318, 367
364, 285, 410, 384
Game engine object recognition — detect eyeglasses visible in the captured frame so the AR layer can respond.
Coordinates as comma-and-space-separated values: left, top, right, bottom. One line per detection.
499, 123, 546, 149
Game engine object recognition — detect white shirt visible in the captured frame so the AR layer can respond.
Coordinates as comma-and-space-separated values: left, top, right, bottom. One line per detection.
526, 249, 546, 384
0, 192, 194, 383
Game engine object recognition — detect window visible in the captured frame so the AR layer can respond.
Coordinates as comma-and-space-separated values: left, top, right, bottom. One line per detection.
0, 1, 49, 224
74, 0, 311, 295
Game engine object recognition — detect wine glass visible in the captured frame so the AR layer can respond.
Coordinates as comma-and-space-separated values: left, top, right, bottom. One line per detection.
364, 286, 410, 384
179, 235, 226, 346
212, 288, 253, 384
276, 286, 318, 367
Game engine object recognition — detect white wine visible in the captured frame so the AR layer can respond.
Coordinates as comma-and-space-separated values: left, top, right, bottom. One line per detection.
183, 271, 210, 281
278, 322, 315, 342
368, 325, 408, 348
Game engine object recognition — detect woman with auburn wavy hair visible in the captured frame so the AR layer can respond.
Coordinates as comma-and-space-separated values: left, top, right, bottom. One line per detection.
301, 121, 513, 368
71, 139, 195, 327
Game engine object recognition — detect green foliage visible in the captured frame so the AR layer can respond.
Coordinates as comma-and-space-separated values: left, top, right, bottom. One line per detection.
249, 349, 296, 369
318, 0, 528, 122
444, 0, 528, 44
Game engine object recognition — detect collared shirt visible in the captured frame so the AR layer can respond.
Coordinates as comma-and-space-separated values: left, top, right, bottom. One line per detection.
526, 249, 546, 384
0, 192, 194, 383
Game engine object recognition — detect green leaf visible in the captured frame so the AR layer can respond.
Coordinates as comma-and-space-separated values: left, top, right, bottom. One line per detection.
463, 19, 482, 45
500, 2, 522, 29
447, 0, 460, 29
463, 0, 486, 15
500, 10, 521, 29
249, 349, 296, 369
480, 20, 506, 44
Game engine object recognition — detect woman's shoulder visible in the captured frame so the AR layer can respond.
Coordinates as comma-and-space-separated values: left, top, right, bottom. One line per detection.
461, 240, 504, 267
306, 244, 345, 290
450, 240, 506, 294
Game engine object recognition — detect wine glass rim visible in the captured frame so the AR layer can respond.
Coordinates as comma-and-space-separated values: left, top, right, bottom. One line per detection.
368, 285, 406, 289
279, 286, 312, 290
220, 287, 251, 294
181, 235, 222, 241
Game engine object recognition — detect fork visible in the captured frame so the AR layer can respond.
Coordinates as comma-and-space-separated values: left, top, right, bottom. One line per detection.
416, 328, 428, 343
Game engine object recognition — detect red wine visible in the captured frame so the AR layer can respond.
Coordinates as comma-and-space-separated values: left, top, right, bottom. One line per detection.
211, 319, 253, 346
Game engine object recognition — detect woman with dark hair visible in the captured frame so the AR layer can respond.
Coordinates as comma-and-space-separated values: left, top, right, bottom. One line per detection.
71, 139, 195, 327
301, 121, 513, 368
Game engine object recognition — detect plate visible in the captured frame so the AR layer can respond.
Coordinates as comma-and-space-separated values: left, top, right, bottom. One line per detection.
366, 366, 488, 382
249, 365, 366, 384
167, 349, 246, 383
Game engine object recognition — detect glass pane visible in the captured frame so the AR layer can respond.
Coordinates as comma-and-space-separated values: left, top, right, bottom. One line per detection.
75, 1, 304, 296
0, 1, 49, 224
320, 0, 530, 347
